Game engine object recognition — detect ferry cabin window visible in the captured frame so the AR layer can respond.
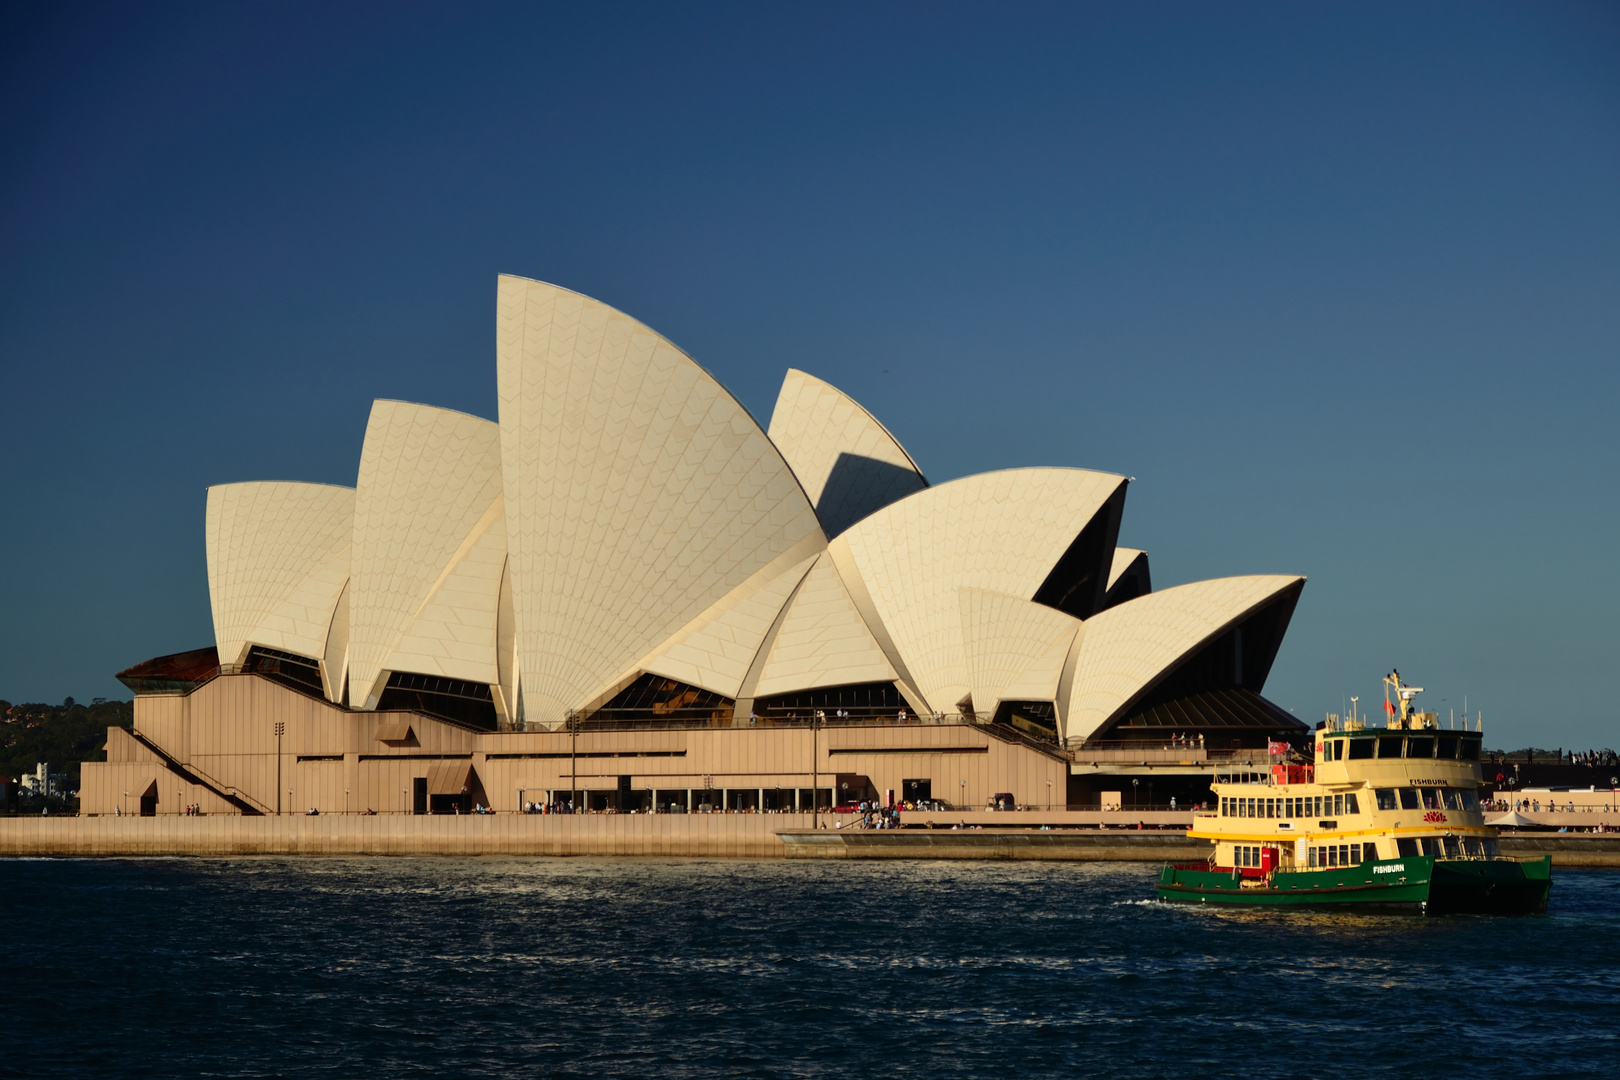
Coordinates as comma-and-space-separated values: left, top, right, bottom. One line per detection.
1407, 736, 1434, 759
1443, 836, 1462, 858
1437, 736, 1459, 759
1420, 838, 1443, 857
1399, 789, 1421, 810
1459, 738, 1481, 761
1460, 790, 1480, 811
1309, 844, 1368, 868
1375, 788, 1397, 810
1397, 838, 1420, 857
1348, 738, 1374, 760
1421, 789, 1443, 810
1343, 792, 1360, 814
1377, 736, 1403, 759
1442, 790, 1463, 811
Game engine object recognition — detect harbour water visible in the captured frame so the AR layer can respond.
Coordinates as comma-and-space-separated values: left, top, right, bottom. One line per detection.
3, 857, 1617, 1078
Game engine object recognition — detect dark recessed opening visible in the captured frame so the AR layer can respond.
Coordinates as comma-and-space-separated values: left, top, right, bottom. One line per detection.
1032, 485, 1126, 620
378, 672, 497, 731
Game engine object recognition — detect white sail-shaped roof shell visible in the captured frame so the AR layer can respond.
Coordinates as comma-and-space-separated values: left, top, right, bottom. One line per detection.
205, 481, 354, 675
829, 467, 1126, 715
496, 276, 826, 726
959, 589, 1081, 715
751, 552, 899, 698
347, 401, 504, 709
381, 495, 507, 691
1108, 548, 1147, 590
192, 278, 1308, 741
1063, 574, 1305, 743
638, 549, 821, 699
767, 368, 927, 538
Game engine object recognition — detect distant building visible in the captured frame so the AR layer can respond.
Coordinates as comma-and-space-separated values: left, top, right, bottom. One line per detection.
20, 763, 67, 799
85, 278, 1306, 817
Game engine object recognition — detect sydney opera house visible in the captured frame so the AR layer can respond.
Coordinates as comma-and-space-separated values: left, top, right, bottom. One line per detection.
82, 277, 1307, 817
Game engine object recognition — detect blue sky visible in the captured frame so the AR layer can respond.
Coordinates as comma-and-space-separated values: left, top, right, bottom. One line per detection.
2, 1, 1616, 749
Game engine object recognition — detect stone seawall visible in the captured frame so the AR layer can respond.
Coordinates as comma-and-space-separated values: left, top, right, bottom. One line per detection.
1, 818, 1616, 865
0, 814, 808, 858
1496, 833, 1620, 867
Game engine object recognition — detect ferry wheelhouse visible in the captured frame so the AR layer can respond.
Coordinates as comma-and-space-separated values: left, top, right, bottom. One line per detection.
1157, 672, 1550, 914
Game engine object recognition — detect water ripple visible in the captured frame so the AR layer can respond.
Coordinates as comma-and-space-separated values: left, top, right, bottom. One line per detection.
1, 858, 1616, 1078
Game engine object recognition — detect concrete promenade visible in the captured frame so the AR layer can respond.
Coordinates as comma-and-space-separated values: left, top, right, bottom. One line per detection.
0, 809, 1186, 859
2, 814, 1616, 865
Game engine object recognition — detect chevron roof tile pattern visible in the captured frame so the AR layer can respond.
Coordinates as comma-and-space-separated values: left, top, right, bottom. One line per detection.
383, 496, 508, 689
348, 401, 503, 708
1063, 575, 1305, 743
766, 368, 928, 538
197, 278, 1305, 740
958, 589, 1081, 714
753, 552, 898, 698
496, 276, 826, 726
640, 547, 821, 698
830, 468, 1126, 715
205, 482, 355, 670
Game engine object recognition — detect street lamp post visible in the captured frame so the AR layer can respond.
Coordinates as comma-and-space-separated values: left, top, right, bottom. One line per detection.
568, 708, 580, 812
812, 710, 821, 828
273, 721, 285, 815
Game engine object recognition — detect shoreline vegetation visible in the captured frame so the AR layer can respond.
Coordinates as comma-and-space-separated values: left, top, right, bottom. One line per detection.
1, 698, 133, 813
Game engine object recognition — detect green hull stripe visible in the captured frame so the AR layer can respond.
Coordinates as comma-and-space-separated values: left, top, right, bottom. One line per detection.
1154, 856, 1551, 912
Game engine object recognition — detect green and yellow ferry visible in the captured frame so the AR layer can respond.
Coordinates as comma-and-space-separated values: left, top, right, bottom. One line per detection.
1157, 672, 1550, 915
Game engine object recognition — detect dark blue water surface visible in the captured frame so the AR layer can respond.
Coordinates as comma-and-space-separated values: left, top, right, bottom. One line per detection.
3, 858, 1618, 1078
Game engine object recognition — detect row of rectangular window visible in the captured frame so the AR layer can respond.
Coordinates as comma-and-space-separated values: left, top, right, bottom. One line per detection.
1395, 836, 1497, 858
1372, 788, 1479, 812
1229, 836, 1501, 868
1219, 788, 1480, 818
1321, 734, 1482, 762
1308, 843, 1372, 867
1221, 793, 1360, 818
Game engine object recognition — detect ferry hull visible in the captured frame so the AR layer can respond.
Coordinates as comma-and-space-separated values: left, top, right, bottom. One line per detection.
1156, 856, 1550, 915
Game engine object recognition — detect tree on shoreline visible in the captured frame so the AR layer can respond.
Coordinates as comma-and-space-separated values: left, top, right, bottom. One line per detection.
0, 698, 134, 794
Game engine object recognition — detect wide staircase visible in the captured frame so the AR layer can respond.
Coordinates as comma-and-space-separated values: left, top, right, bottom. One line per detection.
128, 728, 269, 815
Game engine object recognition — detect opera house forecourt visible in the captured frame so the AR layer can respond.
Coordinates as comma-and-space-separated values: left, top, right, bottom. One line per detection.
80, 276, 1309, 824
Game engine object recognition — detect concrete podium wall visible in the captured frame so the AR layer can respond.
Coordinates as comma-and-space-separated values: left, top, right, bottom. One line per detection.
0, 813, 814, 858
